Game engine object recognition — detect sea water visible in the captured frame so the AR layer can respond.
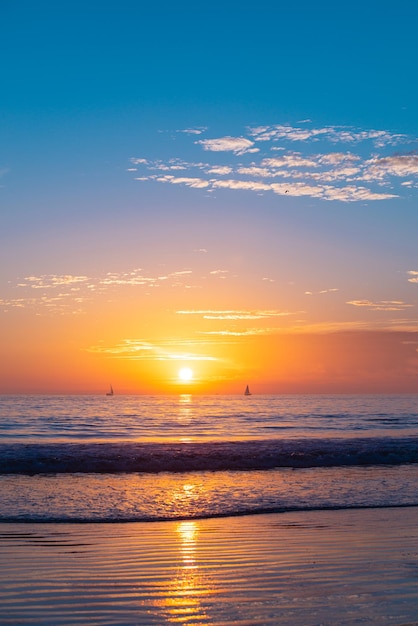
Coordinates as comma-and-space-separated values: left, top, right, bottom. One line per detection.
0, 394, 418, 522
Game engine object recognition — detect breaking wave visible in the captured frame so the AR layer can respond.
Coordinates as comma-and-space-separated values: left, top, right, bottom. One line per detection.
2, 436, 418, 475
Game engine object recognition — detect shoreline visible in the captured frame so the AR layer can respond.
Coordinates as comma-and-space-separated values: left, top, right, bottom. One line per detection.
1, 506, 417, 625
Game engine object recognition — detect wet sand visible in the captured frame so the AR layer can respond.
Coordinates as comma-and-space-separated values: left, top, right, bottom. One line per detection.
1, 506, 417, 625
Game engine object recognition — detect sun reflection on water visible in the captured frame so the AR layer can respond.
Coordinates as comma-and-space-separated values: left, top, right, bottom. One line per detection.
178, 393, 193, 426
178, 520, 198, 568
159, 518, 217, 623
168, 482, 202, 518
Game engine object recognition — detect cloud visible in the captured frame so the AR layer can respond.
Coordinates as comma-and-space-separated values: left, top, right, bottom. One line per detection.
305, 288, 339, 295
362, 155, 418, 181
2, 267, 200, 314
156, 175, 210, 188
201, 328, 280, 336
18, 275, 89, 289
130, 122, 418, 203
131, 158, 149, 165
319, 153, 360, 165
262, 155, 321, 168
87, 339, 217, 361
209, 270, 229, 277
347, 300, 413, 311
147, 172, 397, 202
248, 124, 407, 147
178, 127, 207, 135
0, 294, 88, 315
321, 186, 395, 202
100, 269, 161, 287
407, 270, 418, 283
196, 136, 258, 155
249, 125, 330, 142
201, 318, 418, 335
211, 179, 272, 193
206, 166, 233, 175
177, 309, 293, 320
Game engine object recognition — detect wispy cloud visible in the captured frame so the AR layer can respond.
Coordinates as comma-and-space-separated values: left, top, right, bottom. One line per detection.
1, 268, 198, 314
17, 275, 89, 289
407, 270, 418, 283
201, 316, 418, 335
131, 121, 417, 202
151, 175, 395, 202
200, 327, 287, 336
196, 136, 259, 155
347, 299, 413, 311
248, 124, 407, 147
178, 127, 207, 135
0, 295, 88, 315
2, 276, 93, 315
285, 319, 418, 333
87, 339, 218, 361
155, 175, 210, 188
177, 309, 294, 320
209, 270, 229, 277
305, 288, 339, 295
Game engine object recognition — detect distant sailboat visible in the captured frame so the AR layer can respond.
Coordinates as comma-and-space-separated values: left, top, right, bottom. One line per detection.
106, 385, 114, 396
244, 385, 251, 396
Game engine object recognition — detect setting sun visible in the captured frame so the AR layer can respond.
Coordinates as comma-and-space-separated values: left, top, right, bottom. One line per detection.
179, 367, 193, 382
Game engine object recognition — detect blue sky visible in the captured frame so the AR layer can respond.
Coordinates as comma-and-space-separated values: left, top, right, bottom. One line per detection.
1, 1, 418, 393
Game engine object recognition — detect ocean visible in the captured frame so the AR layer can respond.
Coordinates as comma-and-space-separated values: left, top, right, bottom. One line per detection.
1, 393, 418, 522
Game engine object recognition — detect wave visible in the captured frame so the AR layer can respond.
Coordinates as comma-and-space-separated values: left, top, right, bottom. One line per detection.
1, 503, 418, 524
1, 437, 418, 475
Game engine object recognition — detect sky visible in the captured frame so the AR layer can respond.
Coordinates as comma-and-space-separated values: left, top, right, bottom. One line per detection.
1, 0, 418, 394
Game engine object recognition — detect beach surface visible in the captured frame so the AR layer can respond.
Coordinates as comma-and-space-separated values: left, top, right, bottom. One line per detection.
1, 506, 418, 625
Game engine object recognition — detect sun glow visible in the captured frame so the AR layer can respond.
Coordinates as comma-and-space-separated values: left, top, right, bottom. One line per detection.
179, 367, 193, 382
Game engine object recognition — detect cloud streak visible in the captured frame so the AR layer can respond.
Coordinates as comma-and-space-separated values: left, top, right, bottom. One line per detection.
347, 300, 414, 312
87, 339, 218, 362
177, 309, 296, 320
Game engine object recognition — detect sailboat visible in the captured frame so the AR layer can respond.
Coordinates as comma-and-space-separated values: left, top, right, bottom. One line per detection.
244, 385, 251, 396
106, 385, 114, 396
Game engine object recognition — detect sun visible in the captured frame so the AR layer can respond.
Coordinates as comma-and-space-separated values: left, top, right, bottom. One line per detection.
179, 367, 193, 382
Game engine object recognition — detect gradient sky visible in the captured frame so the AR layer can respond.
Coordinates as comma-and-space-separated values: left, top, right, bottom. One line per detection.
1, 1, 418, 394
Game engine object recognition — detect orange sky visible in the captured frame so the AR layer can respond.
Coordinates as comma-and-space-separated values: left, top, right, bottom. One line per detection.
2, 4, 418, 395
2, 256, 418, 394
3, 292, 418, 393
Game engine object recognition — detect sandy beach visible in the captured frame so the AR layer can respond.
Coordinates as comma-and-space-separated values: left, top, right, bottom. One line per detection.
1, 506, 417, 625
